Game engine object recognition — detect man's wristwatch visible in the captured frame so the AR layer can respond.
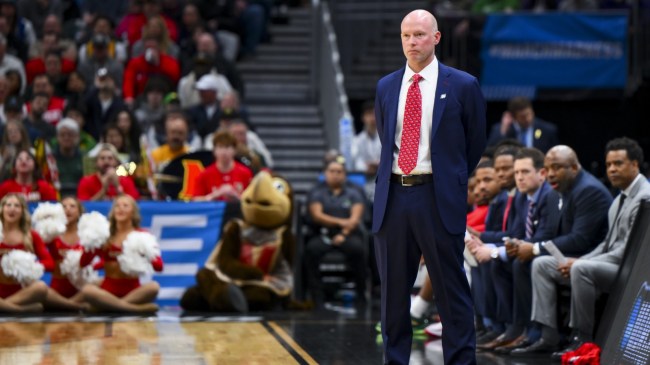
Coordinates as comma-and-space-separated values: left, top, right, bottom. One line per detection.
532, 243, 541, 256
490, 248, 499, 260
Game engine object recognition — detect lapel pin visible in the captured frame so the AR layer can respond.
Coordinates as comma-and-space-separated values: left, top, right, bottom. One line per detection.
440, 94, 446, 99
535, 129, 542, 139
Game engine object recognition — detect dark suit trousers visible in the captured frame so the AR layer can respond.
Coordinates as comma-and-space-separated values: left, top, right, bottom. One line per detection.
491, 258, 514, 323
374, 182, 476, 365
491, 258, 534, 327
471, 263, 499, 321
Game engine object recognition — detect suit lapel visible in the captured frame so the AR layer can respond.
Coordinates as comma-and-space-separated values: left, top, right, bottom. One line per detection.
431, 63, 450, 144
386, 68, 405, 147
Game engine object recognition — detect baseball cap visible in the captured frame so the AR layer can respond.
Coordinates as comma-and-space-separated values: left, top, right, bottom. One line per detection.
56, 118, 80, 134
195, 74, 222, 92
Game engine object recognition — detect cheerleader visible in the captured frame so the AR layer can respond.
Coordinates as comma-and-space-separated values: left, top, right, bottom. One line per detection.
0, 193, 53, 312
42, 197, 91, 311
79, 195, 163, 312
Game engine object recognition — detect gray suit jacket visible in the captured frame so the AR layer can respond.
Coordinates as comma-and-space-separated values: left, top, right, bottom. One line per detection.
581, 176, 650, 264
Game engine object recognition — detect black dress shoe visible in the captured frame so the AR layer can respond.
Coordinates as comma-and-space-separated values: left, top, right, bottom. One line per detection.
551, 338, 588, 360
510, 338, 559, 356
494, 336, 532, 354
477, 333, 525, 351
477, 330, 502, 345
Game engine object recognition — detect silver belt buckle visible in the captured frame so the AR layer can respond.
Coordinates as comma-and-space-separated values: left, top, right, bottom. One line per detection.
401, 175, 413, 187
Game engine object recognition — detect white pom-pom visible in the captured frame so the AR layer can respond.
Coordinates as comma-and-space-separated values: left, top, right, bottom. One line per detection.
32, 202, 67, 242
1, 250, 44, 286
78, 212, 110, 251
117, 231, 161, 277
60, 250, 100, 289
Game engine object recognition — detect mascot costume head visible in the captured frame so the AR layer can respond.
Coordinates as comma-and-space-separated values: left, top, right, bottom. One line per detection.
180, 171, 298, 312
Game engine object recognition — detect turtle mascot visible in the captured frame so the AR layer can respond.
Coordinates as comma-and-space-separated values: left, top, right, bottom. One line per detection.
180, 171, 301, 312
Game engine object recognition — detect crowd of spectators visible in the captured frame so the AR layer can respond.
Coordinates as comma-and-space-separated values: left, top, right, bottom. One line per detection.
0, 0, 279, 203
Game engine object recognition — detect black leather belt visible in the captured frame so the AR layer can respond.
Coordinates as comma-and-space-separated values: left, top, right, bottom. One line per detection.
390, 173, 433, 186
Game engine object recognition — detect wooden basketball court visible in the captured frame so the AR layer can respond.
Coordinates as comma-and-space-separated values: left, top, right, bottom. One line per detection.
0, 308, 550, 364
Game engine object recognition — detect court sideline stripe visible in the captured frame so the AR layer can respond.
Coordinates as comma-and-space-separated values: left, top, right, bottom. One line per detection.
264, 321, 318, 365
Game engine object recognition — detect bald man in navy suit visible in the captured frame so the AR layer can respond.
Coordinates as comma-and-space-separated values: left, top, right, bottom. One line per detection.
373, 9, 486, 365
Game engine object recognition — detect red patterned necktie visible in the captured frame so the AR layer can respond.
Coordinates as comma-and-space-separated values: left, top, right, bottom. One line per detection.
398, 73, 422, 175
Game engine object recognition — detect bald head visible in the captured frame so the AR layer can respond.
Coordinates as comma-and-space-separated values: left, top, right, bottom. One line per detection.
402, 10, 438, 33
400, 9, 441, 72
547, 145, 580, 168
545, 145, 581, 192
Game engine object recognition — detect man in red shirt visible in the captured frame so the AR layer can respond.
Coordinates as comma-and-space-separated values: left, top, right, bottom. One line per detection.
122, 38, 180, 106
25, 36, 76, 84
192, 131, 253, 202
25, 74, 66, 126
77, 144, 140, 201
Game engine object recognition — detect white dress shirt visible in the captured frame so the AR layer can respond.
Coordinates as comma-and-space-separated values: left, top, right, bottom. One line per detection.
351, 129, 381, 172
392, 58, 439, 175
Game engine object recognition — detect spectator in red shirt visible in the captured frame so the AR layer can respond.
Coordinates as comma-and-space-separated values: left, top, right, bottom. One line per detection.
116, 0, 179, 48
26, 74, 66, 126
0, 149, 57, 202
77, 143, 140, 201
192, 131, 253, 202
25, 34, 76, 84
122, 38, 180, 106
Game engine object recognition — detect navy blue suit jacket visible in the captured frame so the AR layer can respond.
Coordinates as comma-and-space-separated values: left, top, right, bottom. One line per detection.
487, 118, 559, 153
488, 181, 556, 243
481, 190, 526, 244
372, 63, 486, 234
538, 170, 612, 256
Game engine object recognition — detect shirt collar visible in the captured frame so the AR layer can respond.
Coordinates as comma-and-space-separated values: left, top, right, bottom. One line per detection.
404, 56, 439, 85
528, 183, 544, 203
622, 173, 643, 196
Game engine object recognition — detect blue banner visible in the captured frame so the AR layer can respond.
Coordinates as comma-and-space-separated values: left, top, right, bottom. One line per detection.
32, 202, 227, 307
480, 13, 628, 99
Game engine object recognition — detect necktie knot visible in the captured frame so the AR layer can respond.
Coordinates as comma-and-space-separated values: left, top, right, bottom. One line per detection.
411, 74, 422, 83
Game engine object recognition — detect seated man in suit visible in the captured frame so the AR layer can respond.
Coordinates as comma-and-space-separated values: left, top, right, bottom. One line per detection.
464, 159, 506, 339
482, 148, 555, 353
487, 96, 559, 153
467, 145, 524, 344
527, 138, 650, 359
304, 155, 367, 309
510, 145, 613, 356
